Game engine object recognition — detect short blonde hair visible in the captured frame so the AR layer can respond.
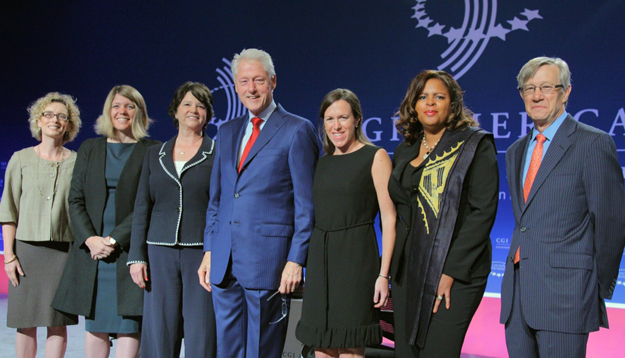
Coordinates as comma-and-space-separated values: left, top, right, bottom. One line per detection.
94, 85, 152, 140
27, 92, 82, 143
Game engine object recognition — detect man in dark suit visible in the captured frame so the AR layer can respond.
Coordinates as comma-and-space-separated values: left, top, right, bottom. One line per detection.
500, 56, 625, 357
198, 48, 318, 357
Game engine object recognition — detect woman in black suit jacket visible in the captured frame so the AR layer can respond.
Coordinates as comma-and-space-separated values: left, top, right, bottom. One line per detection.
128, 82, 216, 358
389, 71, 499, 358
53, 85, 159, 358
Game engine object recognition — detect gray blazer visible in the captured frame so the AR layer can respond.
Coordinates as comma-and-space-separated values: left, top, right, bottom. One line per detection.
500, 115, 625, 333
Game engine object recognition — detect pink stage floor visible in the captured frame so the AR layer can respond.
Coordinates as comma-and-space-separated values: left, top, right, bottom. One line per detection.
1, 257, 623, 357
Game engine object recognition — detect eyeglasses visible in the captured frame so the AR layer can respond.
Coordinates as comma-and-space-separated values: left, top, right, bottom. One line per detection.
519, 84, 564, 96
267, 291, 288, 325
41, 111, 69, 122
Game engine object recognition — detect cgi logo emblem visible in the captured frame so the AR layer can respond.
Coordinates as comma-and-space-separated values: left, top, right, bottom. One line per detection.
208, 58, 247, 133
411, 0, 542, 79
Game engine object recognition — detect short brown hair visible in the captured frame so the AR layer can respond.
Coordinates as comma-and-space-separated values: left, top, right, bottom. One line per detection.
168, 82, 214, 130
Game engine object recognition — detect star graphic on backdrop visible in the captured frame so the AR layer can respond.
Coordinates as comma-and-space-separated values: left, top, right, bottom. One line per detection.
508, 17, 529, 31
443, 27, 464, 43
412, 3, 425, 12
521, 9, 543, 21
427, 23, 445, 37
465, 28, 486, 42
417, 16, 433, 28
488, 24, 511, 40
412, 9, 426, 19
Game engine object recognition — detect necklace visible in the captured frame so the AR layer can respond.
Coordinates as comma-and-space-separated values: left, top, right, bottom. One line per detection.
35, 146, 64, 201
422, 135, 441, 160
177, 135, 203, 156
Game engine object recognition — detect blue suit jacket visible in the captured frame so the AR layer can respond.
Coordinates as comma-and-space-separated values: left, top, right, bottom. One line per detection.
500, 115, 625, 333
204, 104, 318, 290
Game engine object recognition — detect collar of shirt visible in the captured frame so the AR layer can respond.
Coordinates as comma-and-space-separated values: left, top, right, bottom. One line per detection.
238, 100, 277, 161
247, 100, 277, 124
522, 111, 568, 185
530, 110, 568, 143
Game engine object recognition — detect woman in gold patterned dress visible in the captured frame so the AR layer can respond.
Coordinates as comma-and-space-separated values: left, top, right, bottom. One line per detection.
388, 70, 499, 358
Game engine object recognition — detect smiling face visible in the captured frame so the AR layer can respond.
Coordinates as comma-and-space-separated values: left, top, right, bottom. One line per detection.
176, 91, 208, 133
323, 100, 361, 154
415, 78, 451, 133
521, 64, 571, 131
110, 93, 136, 136
38, 102, 69, 140
234, 59, 276, 116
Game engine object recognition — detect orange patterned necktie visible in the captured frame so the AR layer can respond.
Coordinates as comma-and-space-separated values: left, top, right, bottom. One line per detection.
514, 133, 546, 264
239, 117, 263, 172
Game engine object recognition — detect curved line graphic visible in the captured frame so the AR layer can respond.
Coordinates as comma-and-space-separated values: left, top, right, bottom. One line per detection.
441, 0, 471, 58
451, 0, 487, 72
439, 0, 478, 70
454, 0, 497, 78
220, 59, 246, 118
216, 69, 234, 120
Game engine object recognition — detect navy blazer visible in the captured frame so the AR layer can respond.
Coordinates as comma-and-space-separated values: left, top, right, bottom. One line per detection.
500, 115, 625, 333
128, 135, 215, 265
204, 104, 318, 290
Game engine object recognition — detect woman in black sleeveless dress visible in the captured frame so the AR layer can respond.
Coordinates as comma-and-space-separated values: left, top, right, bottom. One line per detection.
296, 89, 396, 358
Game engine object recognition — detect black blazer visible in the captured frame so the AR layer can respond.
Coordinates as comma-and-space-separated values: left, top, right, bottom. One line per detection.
128, 135, 215, 265
388, 131, 499, 283
52, 137, 160, 317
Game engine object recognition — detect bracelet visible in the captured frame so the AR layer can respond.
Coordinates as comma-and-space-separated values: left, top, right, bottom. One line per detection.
4, 255, 17, 264
378, 274, 390, 280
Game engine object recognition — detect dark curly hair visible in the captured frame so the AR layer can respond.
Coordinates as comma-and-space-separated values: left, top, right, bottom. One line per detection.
395, 70, 477, 144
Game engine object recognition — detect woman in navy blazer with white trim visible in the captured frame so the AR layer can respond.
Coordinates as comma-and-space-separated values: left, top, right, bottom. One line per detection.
128, 82, 216, 358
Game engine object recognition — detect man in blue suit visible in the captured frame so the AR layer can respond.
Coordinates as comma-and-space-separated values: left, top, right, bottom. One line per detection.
199, 48, 318, 358
500, 57, 625, 357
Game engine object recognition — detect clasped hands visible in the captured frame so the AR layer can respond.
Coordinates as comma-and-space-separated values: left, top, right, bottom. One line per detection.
85, 235, 116, 260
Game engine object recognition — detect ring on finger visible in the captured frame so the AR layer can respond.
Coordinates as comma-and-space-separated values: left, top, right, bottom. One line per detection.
436, 295, 443, 300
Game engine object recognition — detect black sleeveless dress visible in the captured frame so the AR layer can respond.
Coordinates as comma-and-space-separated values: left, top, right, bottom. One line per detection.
296, 145, 383, 348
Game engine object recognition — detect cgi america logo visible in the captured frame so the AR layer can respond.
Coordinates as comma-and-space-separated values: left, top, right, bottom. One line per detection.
207, 58, 247, 134
411, 0, 542, 79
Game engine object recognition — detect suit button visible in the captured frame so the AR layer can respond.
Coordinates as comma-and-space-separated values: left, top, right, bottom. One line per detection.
520, 227, 527, 232
406, 227, 410, 231
234, 193, 240, 198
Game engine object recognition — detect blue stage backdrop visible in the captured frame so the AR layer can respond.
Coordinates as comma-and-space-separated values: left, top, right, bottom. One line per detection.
2, 1, 624, 306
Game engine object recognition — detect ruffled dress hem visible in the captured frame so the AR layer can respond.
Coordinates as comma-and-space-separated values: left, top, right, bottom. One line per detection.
296, 320, 382, 349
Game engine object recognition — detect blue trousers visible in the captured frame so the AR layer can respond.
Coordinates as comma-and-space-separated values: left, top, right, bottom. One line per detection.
212, 275, 288, 358
141, 245, 216, 358
505, 266, 588, 358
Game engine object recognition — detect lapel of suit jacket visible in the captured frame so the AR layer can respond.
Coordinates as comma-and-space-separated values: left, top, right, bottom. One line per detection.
513, 135, 530, 215
238, 104, 288, 173
92, 137, 108, 200
158, 136, 179, 179
522, 115, 575, 211
180, 135, 215, 177
117, 139, 148, 185
228, 115, 248, 173
115, 139, 149, 210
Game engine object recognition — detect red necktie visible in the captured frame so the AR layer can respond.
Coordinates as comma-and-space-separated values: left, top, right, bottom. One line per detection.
514, 133, 546, 264
238, 117, 263, 172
